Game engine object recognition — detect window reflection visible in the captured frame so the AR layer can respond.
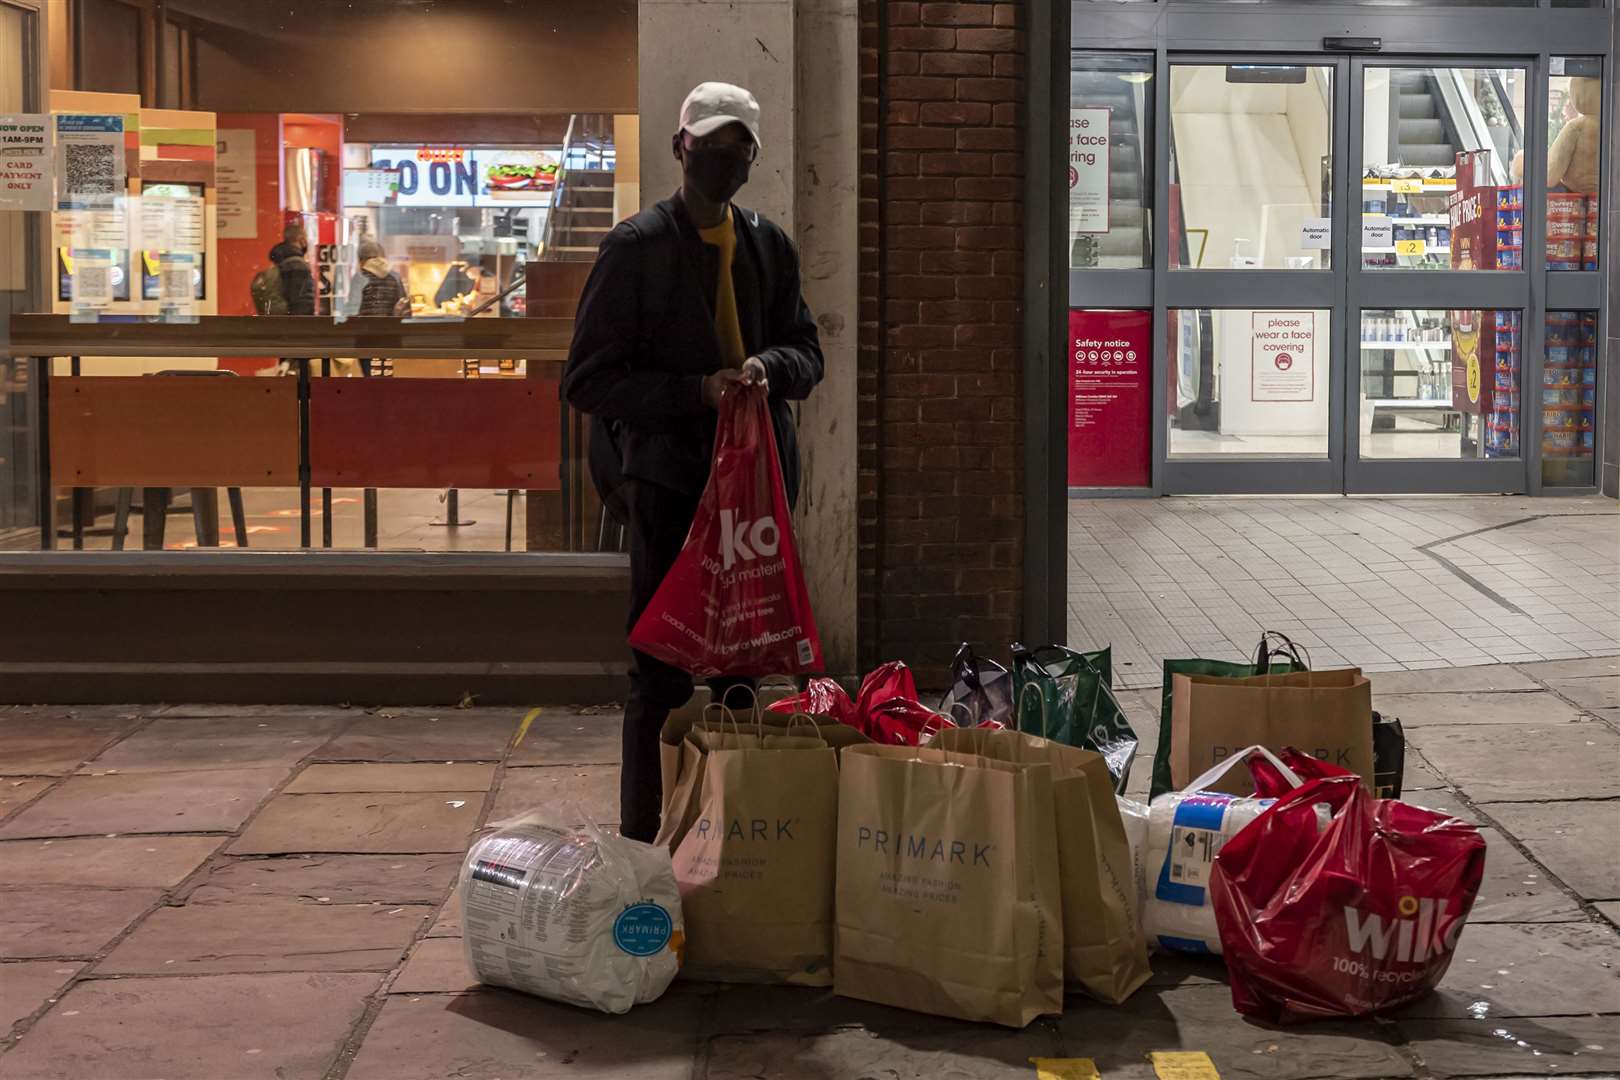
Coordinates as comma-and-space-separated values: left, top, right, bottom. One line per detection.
1169, 65, 1333, 270
1542, 60, 1602, 271
1361, 67, 1525, 270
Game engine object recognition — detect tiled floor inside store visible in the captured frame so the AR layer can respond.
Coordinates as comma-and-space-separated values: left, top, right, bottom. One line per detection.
1069, 495, 1620, 690
2, 658, 1617, 1079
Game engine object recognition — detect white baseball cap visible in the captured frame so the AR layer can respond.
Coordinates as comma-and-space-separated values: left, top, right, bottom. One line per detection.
679, 82, 763, 150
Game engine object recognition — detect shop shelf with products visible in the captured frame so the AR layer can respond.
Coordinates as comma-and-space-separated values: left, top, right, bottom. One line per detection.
1363, 170, 1456, 268
1541, 313, 1598, 479
1482, 310, 1522, 459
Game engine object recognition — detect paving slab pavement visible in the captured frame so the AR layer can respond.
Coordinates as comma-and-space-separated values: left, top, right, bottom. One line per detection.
0, 658, 1616, 1080
0, 768, 287, 839
0, 836, 220, 888
0, 972, 379, 1080
179, 852, 461, 906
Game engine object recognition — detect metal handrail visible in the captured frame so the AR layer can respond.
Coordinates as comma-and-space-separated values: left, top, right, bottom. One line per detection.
538, 113, 579, 261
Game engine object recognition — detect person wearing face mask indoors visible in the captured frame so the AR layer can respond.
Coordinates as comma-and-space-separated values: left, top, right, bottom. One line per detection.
562, 81, 824, 843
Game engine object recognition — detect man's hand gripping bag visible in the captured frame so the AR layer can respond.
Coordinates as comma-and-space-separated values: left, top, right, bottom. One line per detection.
629, 386, 823, 677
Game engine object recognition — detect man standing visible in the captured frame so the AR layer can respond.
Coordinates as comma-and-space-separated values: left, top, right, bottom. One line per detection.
563, 82, 824, 841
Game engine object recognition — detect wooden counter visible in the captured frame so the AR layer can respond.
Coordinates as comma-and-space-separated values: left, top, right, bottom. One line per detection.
4, 315, 574, 361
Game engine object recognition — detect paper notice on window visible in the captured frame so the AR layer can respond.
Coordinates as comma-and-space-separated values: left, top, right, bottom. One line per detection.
58, 200, 129, 250
215, 129, 257, 239
158, 252, 199, 321
0, 114, 53, 211
1068, 107, 1112, 235
55, 114, 125, 210
69, 248, 115, 309
1299, 217, 1331, 250
138, 195, 204, 253
1362, 215, 1394, 249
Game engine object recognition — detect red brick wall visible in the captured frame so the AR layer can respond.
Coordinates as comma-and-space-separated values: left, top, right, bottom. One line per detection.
858, 0, 1025, 681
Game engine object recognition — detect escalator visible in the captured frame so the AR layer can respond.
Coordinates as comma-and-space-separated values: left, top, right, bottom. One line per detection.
1391, 70, 1461, 169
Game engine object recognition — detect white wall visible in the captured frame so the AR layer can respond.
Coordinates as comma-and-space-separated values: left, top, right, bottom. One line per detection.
1170, 68, 1328, 268
1216, 309, 1331, 437
639, 0, 797, 229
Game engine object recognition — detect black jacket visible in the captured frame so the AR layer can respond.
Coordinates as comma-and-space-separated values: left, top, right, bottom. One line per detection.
358, 269, 408, 316
269, 242, 316, 316
562, 193, 823, 508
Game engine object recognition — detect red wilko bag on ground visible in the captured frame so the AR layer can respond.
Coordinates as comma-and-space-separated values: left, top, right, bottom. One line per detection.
628, 386, 823, 678
1210, 775, 1486, 1023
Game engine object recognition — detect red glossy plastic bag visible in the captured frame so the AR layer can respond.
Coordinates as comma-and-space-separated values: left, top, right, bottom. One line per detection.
1248, 746, 1355, 797
1210, 775, 1487, 1024
628, 386, 823, 678
767, 677, 856, 726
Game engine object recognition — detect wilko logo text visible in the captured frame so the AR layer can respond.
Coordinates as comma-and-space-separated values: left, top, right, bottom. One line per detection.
1344, 897, 1463, 964
856, 827, 992, 867
718, 509, 781, 570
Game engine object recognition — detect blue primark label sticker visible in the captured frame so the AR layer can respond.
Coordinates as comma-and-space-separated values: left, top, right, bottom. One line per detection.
613, 902, 673, 956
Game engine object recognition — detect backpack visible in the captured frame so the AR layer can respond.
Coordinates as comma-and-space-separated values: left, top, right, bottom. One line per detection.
250, 264, 288, 315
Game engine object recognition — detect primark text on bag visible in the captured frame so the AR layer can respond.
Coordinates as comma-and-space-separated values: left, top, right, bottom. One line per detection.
835, 743, 1064, 1028
629, 385, 823, 677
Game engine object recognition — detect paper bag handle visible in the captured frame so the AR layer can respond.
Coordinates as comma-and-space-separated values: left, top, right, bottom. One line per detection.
780, 711, 823, 739
943, 700, 976, 728
716, 683, 760, 715
1253, 631, 1311, 673
701, 701, 747, 739
1182, 743, 1305, 796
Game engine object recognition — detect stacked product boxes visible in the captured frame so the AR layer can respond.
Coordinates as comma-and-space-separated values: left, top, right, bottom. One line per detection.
1542, 312, 1598, 482
1484, 311, 1522, 458
1496, 185, 1524, 270
1546, 193, 1600, 271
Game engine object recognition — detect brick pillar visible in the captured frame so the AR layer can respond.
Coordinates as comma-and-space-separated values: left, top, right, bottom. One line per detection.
858, 0, 1025, 682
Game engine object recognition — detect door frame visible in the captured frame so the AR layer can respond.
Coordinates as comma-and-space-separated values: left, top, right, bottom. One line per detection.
1023, 0, 1614, 646
1344, 54, 1539, 495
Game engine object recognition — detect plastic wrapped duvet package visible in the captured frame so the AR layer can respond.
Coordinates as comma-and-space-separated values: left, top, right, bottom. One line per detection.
459, 807, 683, 1013
1139, 748, 1329, 957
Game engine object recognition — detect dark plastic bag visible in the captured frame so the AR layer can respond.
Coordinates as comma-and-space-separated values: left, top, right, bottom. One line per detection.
1150, 631, 1305, 800
1011, 644, 1136, 794
1372, 711, 1405, 799
938, 643, 1015, 727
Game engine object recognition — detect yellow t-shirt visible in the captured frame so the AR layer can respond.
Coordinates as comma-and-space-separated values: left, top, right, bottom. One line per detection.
698, 208, 746, 370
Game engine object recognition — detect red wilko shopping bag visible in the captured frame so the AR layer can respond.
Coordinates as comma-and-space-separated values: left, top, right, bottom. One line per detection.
1210, 775, 1486, 1024
629, 386, 823, 678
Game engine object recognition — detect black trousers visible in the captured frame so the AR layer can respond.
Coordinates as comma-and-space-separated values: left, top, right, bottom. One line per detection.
620, 480, 754, 841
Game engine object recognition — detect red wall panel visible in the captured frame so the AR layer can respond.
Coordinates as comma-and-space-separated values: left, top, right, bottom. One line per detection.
308, 378, 561, 490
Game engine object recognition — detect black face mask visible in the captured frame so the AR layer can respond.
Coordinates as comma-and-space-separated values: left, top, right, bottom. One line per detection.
683, 147, 751, 205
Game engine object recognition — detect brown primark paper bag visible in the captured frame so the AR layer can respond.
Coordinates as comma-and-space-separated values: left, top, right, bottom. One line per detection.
834, 743, 1063, 1028
659, 701, 870, 849
1169, 668, 1374, 794
671, 716, 840, 985
929, 727, 1149, 1004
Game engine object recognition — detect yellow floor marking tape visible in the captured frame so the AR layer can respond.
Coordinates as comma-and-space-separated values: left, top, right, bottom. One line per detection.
1029, 1058, 1101, 1080
513, 707, 542, 748
1150, 1050, 1221, 1080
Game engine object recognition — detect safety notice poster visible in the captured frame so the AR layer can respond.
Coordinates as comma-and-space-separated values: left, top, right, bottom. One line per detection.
1068, 308, 1150, 487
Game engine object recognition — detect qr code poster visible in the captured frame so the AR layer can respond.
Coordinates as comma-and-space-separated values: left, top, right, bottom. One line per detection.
55, 114, 125, 210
